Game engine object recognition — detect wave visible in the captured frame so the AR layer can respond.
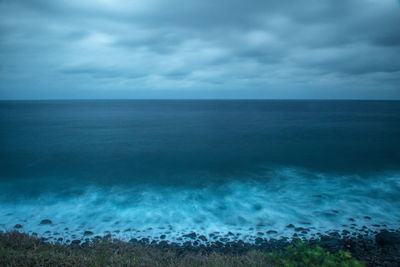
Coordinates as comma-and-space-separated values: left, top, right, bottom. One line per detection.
1, 167, 399, 243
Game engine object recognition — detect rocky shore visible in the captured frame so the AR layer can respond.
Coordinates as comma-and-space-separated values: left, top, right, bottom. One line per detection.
6, 221, 400, 266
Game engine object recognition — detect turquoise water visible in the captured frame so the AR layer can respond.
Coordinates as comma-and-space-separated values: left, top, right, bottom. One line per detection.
1, 100, 399, 242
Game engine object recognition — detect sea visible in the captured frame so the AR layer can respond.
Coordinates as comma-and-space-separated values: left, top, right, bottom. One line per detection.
0, 100, 399, 243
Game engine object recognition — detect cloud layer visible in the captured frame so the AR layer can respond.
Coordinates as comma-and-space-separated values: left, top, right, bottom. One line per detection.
0, 0, 399, 99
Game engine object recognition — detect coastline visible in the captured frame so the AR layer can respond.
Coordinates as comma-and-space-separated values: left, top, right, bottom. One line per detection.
2, 227, 399, 266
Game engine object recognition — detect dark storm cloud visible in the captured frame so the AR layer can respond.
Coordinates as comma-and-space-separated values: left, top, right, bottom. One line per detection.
0, 0, 399, 99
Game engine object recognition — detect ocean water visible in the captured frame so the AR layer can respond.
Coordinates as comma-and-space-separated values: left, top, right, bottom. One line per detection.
0, 100, 400, 242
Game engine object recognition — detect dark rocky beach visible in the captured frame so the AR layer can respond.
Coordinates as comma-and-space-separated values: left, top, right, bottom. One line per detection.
7, 221, 400, 266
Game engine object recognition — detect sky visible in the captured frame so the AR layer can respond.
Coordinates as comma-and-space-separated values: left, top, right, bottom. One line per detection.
0, 0, 399, 100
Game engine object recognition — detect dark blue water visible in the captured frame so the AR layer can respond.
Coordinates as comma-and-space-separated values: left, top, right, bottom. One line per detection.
1, 100, 399, 242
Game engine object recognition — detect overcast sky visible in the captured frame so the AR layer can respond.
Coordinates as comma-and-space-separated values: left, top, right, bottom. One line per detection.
0, 0, 399, 99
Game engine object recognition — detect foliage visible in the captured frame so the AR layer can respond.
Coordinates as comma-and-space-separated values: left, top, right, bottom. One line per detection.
0, 231, 364, 267
269, 241, 364, 267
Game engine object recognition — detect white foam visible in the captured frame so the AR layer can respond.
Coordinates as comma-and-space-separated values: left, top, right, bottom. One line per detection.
1, 168, 400, 243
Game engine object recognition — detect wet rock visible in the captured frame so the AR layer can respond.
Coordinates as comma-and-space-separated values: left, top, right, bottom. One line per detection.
198, 235, 207, 242
160, 234, 166, 239
375, 230, 400, 247
84, 231, 94, 236
348, 218, 355, 222
128, 238, 137, 243
183, 241, 192, 248
342, 230, 350, 235
159, 240, 168, 247
286, 224, 295, 228
40, 219, 52, 225
255, 237, 264, 245
140, 238, 150, 244
71, 240, 81, 245
363, 216, 371, 220
214, 241, 223, 248
14, 224, 23, 229
183, 232, 197, 239
267, 230, 278, 234
57, 237, 63, 242
319, 235, 344, 252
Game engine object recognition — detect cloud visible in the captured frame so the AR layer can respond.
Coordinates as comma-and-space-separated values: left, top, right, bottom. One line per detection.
0, 0, 399, 99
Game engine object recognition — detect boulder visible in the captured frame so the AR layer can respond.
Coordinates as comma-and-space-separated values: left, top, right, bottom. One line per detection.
14, 224, 23, 229
375, 230, 400, 247
40, 219, 52, 225
183, 232, 197, 239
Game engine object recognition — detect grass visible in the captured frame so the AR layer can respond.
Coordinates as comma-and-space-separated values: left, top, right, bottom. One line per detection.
0, 231, 364, 267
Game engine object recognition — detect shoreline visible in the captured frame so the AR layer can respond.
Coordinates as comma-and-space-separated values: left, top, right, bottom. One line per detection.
2, 226, 399, 266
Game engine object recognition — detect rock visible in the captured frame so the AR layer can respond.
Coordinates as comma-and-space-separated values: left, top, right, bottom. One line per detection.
84, 231, 94, 236
129, 238, 138, 243
375, 230, 400, 247
160, 234, 166, 239
267, 230, 278, 234
319, 235, 343, 252
286, 224, 295, 228
183, 241, 192, 247
255, 237, 264, 245
183, 232, 197, 239
14, 224, 23, 229
159, 240, 168, 247
198, 235, 207, 242
214, 241, 223, 248
40, 219, 52, 225
71, 240, 81, 245
364, 216, 371, 220
140, 238, 149, 244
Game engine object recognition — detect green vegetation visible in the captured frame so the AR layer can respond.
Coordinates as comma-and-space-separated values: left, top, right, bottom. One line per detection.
0, 231, 364, 266
268, 241, 364, 267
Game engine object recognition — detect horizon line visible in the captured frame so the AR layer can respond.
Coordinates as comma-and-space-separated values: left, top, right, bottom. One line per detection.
0, 98, 399, 102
